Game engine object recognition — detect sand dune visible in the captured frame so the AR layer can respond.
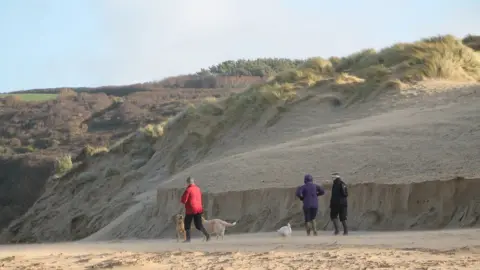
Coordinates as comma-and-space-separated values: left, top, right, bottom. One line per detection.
1, 35, 480, 269
2, 81, 480, 244
1, 38, 480, 270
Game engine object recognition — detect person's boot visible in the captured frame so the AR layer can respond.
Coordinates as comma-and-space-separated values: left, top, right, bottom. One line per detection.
304, 222, 311, 236
341, 220, 348, 235
311, 220, 318, 236
332, 219, 340, 235
200, 227, 211, 241
183, 230, 191, 243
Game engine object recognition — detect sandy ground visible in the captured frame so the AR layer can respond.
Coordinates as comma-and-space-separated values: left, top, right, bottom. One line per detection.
2, 228, 480, 269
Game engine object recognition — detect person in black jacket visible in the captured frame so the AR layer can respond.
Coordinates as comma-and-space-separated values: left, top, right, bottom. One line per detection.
329, 172, 348, 235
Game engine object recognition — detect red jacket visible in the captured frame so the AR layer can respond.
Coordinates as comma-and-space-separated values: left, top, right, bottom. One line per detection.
180, 184, 203, 215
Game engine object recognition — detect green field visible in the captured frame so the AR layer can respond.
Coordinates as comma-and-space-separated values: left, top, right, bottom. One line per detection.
0, 93, 58, 101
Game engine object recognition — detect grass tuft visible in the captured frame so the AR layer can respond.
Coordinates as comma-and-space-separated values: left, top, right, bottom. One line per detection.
55, 154, 73, 175
84, 145, 109, 157
139, 122, 167, 138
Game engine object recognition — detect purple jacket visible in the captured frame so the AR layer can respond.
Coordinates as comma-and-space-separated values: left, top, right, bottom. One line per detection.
295, 174, 325, 209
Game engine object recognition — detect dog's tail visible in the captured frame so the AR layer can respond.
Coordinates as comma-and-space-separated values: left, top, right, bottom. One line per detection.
220, 220, 238, 227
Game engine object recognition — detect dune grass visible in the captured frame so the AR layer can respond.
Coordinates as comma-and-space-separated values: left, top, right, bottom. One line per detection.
0, 93, 58, 102
55, 154, 73, 176
83, 144, 109, 157
134, 34, 480, 142
139, 122, 167, 138
337, 35, 480, 82
90, 34, 480, 175
253, 34, 480, 103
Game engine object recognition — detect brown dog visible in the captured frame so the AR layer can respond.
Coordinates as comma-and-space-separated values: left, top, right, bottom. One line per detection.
175, 214, 186, 242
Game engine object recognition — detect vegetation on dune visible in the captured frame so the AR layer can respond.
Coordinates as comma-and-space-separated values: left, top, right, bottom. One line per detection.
55, 154, 73, 175
152, 34, 480, 138
83, 145, 109, 157
335, 35, 480, 82
249, 34, 480, 103
139, 123, 167, 139
9, 34, 478, 97
198, 58, 306, 77
119, 34, 480, 176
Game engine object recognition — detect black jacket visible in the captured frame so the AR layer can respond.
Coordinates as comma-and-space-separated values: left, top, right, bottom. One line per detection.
329, 178, 348, 207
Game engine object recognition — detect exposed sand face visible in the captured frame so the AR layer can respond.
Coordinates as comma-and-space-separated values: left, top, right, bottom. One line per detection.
1, 229, 480, 269
2, 82, 480, 244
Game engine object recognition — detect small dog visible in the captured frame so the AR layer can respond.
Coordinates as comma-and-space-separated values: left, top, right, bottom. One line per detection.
277, 222, 292, 238
201, 215, 238, 240
175, 214, 186, 242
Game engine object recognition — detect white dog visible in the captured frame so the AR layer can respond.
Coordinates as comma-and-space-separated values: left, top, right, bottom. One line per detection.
277, 223, 292, 237
201, 216, 238, 240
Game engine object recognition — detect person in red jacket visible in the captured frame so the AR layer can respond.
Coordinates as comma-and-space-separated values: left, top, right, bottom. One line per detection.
180, 176, 210, 242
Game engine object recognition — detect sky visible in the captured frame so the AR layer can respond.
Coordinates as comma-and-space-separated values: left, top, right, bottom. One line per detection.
0, 0, 479, 92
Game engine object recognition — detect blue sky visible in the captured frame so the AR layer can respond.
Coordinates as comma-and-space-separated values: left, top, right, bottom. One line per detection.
0, 0, 478, 92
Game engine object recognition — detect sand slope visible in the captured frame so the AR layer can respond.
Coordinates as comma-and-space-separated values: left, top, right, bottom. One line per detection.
1, 81, 480, 244
1, 229, 480, 269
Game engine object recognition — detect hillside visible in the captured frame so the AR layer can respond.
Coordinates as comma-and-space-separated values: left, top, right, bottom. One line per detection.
0, 87, 249, 232
1, 34, 480, 244
0, 59, 310, 232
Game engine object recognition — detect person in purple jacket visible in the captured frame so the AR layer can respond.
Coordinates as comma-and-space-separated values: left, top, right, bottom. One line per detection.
295, 174, 326, 236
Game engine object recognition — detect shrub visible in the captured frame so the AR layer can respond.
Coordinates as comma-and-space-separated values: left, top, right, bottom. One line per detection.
26, 145, 35, 152
302, 57, 334, 74
84, 145, 109, 157
139, 122, 166, 138
202, 96, 217, 103
334, 73, 365, 85
56, 155, 73, 175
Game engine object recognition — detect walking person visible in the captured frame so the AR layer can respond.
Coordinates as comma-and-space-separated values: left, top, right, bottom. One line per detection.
180, 176, 210, 242
329, 172, 349, 235
295, 174, 326, 236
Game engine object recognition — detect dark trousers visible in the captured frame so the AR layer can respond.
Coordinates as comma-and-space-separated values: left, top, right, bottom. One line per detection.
184, 213, 204, 231
330, 205, 347, 221
303, 207, 318, 223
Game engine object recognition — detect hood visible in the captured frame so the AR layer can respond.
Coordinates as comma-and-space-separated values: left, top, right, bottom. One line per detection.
304, 174, 313, 184
333, 178, 343, 184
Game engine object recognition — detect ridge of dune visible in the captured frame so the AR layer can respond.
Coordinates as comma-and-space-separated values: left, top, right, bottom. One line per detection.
1, 35, 480, 244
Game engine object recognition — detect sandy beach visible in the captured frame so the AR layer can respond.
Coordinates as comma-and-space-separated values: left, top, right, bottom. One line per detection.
1, 228, 480, 269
